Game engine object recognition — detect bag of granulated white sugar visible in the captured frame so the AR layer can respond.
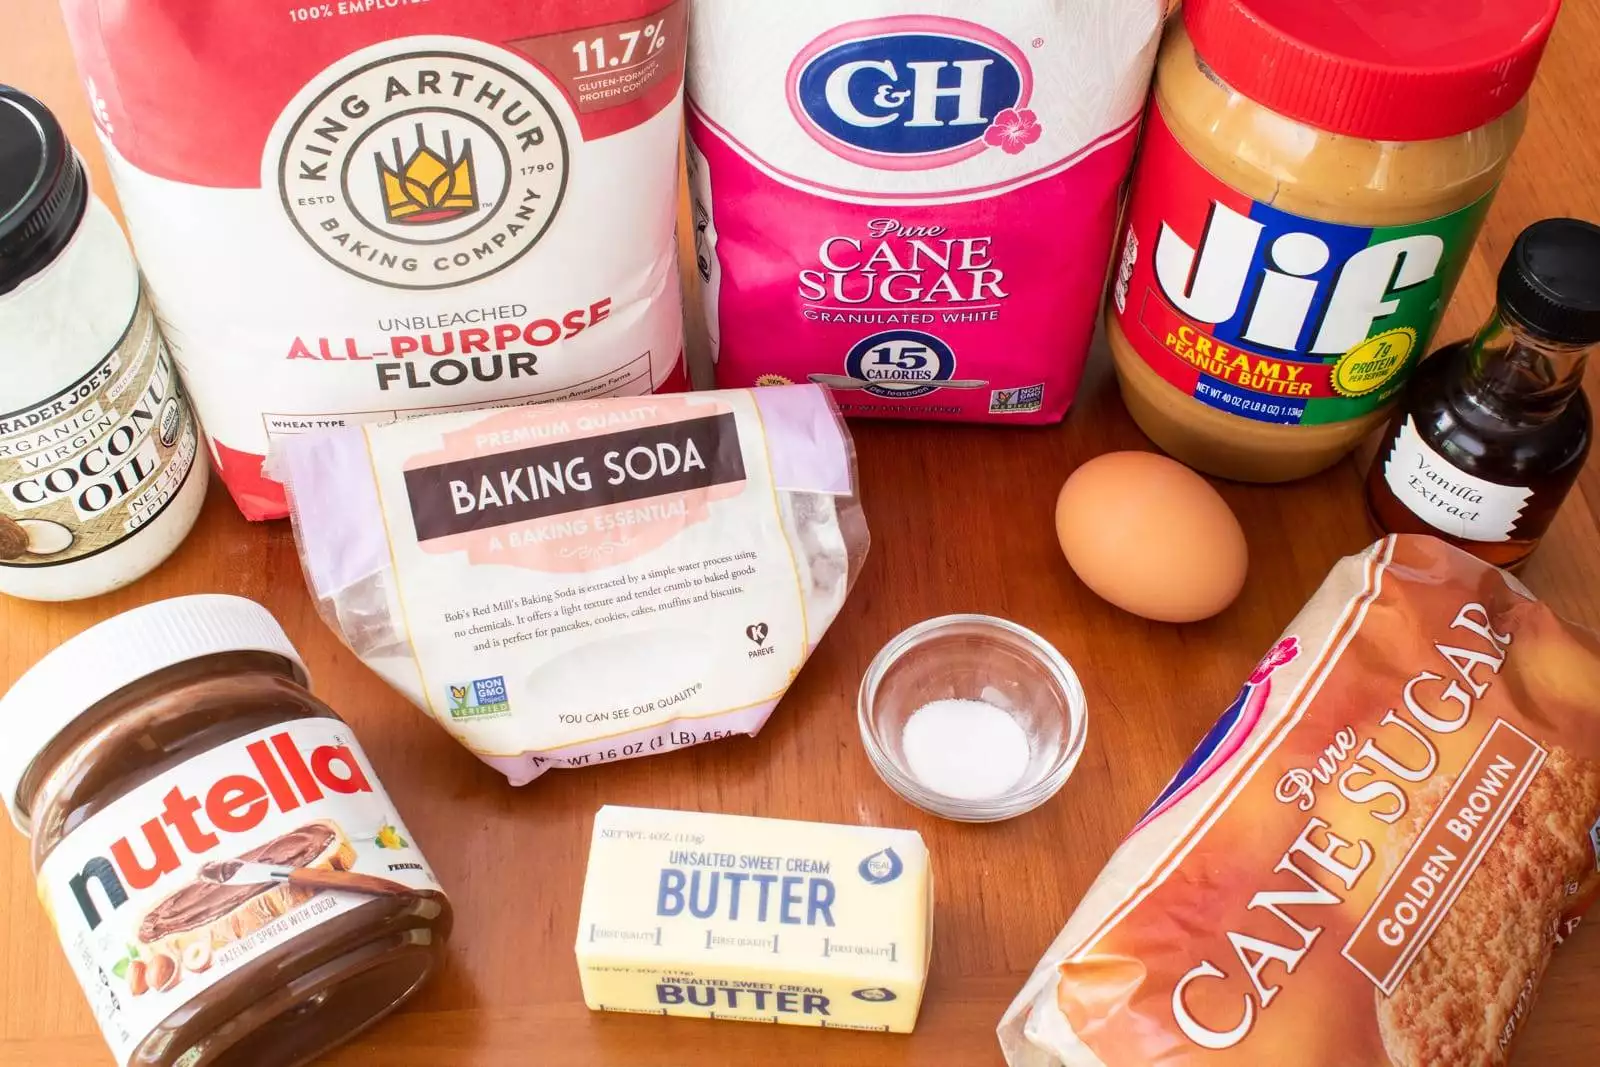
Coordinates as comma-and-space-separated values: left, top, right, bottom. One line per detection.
60, 0, 690, 519
686, 1, 1162, 424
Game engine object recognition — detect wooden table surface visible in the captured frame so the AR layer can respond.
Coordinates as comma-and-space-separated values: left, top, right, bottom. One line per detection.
6, 2, 1600, 1065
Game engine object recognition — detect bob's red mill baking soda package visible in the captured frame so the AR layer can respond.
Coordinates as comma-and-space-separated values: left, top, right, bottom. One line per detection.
58, 0, 690, 520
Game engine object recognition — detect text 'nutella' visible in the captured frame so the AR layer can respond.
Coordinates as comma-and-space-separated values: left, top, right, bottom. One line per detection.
0, 596, 452, 1067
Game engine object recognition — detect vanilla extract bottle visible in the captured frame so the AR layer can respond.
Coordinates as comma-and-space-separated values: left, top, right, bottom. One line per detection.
1366, 218, 1600, 568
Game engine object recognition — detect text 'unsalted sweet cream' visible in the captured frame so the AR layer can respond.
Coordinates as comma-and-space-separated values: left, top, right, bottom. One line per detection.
576, 806, 932, 1032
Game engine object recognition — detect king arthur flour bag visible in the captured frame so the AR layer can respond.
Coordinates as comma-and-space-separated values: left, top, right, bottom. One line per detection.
686, 1, 1162, 423
59, 0, 689, 520
271, 385, 867, 785
1002, 535, 1600, 1067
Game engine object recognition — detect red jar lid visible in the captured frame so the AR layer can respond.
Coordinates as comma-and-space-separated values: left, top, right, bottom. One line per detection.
1183, 0, 1562, 142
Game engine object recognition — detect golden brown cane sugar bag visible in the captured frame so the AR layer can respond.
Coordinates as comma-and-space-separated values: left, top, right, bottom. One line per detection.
1001, 535, 1600, 1067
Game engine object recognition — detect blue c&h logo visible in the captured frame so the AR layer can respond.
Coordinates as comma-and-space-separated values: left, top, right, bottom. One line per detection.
787, 17, 1031, 168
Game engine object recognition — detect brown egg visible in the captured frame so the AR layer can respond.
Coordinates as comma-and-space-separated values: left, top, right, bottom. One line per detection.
1055, 452, 1248, 623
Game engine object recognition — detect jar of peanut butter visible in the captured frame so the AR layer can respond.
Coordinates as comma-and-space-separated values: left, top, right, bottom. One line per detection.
1106, 0, 1559, 482
0, 595, 451, 1067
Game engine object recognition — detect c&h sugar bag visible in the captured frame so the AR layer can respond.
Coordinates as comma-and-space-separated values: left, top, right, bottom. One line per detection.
686, 1, 1163, 423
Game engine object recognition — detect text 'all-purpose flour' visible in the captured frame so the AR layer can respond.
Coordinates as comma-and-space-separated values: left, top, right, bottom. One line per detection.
60, 0, 691, 520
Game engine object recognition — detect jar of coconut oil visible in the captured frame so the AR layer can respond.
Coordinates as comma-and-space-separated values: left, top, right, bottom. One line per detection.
0, 86, 206, 600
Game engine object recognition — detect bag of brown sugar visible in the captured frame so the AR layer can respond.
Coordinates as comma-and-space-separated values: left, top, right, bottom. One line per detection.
1002, 534, 1600, 1067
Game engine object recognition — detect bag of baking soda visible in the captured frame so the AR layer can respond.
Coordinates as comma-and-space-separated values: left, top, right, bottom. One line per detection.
685, 1, 1163, 423
1002, 534, 1600, 1067
59, 0, 690, 520
270, 385, 867, 785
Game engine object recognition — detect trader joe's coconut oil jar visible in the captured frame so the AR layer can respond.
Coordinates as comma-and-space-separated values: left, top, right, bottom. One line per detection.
0, 86, 205, 600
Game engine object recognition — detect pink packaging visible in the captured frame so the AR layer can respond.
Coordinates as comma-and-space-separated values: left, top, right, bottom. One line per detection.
686, 2, 1163, 423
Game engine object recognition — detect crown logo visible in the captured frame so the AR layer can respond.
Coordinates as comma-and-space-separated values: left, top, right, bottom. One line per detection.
376, 125, 479, 225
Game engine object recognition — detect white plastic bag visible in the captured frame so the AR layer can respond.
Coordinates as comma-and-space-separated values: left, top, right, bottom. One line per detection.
273, 386, 868, 784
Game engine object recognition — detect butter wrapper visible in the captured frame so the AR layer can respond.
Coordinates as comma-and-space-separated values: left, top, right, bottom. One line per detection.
576, 806, 932, 1032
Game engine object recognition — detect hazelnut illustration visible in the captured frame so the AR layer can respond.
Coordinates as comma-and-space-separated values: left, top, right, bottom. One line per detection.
148, 952, 181, 993
127, 959, 149, 997
181, 941, 213, 974
0, 516, 26, 561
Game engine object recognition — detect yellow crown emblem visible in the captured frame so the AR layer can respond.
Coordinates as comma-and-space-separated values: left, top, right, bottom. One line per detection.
376, 125, 479, 225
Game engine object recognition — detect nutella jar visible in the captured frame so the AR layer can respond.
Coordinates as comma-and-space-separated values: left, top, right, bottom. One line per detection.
1106, 0, 1558, 482
0, 596, 451, 1067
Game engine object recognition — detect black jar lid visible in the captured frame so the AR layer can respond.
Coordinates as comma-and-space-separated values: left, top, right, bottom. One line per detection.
1499, 217, 1600, 346
0, 86, 88, 296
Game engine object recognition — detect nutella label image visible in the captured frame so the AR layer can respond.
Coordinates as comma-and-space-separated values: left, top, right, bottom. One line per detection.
58, 0, 691, 520
36, 719, 440, 1067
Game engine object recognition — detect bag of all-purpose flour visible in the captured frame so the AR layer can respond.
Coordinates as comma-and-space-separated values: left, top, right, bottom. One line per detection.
60, 0, 690, 520
686, 2, 1163, 423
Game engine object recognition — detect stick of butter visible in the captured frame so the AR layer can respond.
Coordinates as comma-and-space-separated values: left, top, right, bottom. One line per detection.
576, 806, 933, 1033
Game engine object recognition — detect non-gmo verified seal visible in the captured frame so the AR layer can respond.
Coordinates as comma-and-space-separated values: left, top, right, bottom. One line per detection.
276, 46, 570, 290
447, 675, 511, 720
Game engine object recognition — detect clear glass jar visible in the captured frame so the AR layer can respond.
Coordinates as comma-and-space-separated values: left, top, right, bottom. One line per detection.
1, 596, 451, 1067
1106, 0, 1553, 482
0, 87, 206, 599
857, 614, 1087, 823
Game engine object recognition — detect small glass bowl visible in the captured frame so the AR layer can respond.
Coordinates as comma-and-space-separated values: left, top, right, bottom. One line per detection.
858, 614, 1088, 822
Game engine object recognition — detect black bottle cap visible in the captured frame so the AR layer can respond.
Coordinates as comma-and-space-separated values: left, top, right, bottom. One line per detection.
1498, 217, 1600, 346
0, 85, 87, 296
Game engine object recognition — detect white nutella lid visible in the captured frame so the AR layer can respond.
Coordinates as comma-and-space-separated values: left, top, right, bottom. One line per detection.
0, 595, 308, 834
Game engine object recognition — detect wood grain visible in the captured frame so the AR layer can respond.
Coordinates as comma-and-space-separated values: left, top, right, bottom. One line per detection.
4, 2, 1600, 1064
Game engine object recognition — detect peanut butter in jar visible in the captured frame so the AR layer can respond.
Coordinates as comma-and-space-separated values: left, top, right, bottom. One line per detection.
1106, 0, 1560, 482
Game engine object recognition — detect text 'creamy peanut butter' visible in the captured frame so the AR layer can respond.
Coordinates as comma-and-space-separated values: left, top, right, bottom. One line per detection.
1108, 0, 1561, 482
